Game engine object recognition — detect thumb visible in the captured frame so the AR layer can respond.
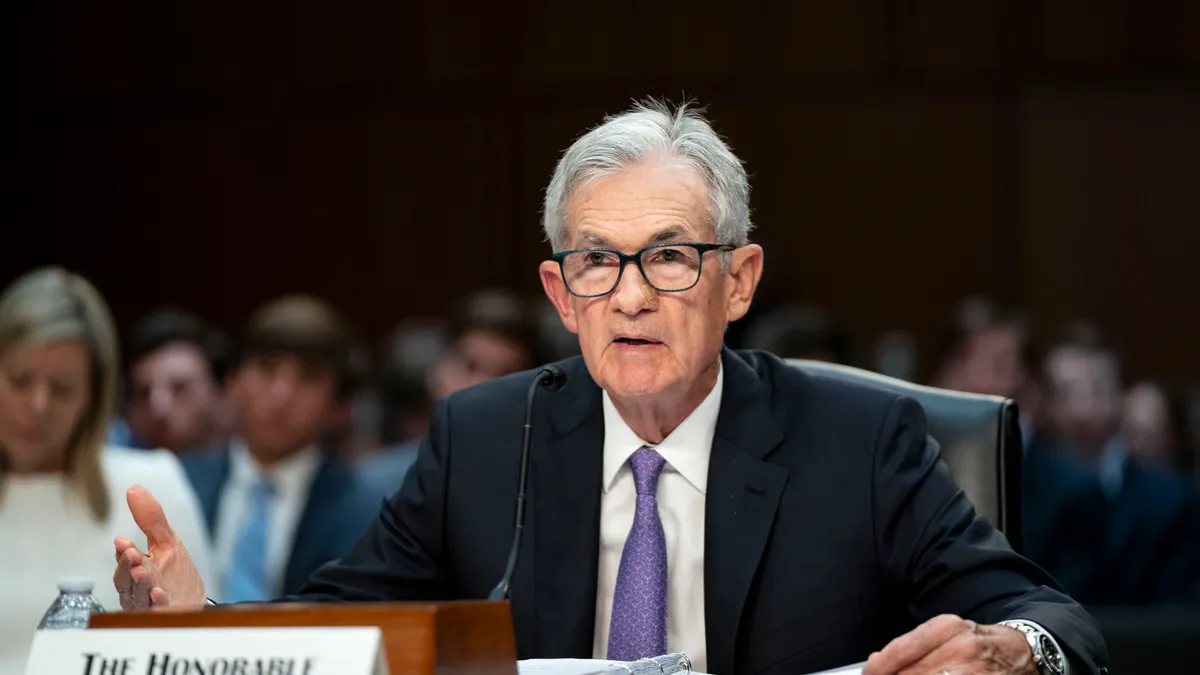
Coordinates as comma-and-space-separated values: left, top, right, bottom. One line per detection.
126, 484, 176, 549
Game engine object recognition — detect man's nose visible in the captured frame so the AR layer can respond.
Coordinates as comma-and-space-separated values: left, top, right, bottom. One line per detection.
268, 374, 299, 401
611, 261, 657, 315
149, 388, 171, 417
28, 381, 51, 416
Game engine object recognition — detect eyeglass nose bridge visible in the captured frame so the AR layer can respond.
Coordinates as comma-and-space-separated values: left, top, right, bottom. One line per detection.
609, 251, 652, 296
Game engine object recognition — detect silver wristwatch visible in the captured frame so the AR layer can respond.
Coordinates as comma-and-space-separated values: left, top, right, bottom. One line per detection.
998, 619, 1068, 675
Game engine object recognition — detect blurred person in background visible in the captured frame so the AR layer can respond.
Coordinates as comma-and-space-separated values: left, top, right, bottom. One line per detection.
359, 291, 547, 498
0, 268, 213, 674
121, 308, 232, 454
179, 295, 378, 602
318, 340, 381, 461
933, 297, 1042, 439
870, 330, 918, 382
427, 289, 547, 400
1185, 386, 1200, 482
1043, 324, 1125, 468
353, 320, 447, 501
933, 299, 1113, 604
1122, 379, 1195, 475
740, 305, 850, 364
377, 319, 448, 448
1043, 323, 1200, 603
535, 299, 583, 362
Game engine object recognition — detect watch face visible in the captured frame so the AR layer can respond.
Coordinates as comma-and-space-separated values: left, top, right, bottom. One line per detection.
1037, 634, 1065, 674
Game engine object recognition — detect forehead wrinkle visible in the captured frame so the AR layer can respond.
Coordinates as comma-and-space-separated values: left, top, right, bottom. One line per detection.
579, 224, 696, 250
564, 161, 711, 249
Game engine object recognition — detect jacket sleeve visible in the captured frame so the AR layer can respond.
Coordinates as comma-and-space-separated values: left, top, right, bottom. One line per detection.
872, 396, 1110, 674
288, 398, 455, 601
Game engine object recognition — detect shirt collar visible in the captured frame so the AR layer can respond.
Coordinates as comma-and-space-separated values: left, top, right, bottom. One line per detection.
601, 364, 723, 495
1098, 435, 1129, 497
229, 439, 323, 496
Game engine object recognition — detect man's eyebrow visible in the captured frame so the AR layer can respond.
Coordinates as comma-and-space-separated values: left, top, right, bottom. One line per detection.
576, 226, 692, 249
649, 226, 688, 243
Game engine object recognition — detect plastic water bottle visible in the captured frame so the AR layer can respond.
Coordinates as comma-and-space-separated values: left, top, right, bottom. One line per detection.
36, 577, 105, 630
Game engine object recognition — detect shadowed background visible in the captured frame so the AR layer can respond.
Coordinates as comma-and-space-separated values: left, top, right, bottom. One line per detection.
29, 0, 1200, 381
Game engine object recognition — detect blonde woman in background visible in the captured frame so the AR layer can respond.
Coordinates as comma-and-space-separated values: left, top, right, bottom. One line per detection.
0, 268, 213, 675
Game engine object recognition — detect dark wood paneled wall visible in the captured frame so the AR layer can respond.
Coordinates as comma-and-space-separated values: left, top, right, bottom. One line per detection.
38, 0, 1200, 380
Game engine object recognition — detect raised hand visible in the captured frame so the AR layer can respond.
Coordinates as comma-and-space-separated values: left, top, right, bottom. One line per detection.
113, 485, 207, 611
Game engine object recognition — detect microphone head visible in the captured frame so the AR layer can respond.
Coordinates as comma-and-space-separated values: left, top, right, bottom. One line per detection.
538, 364, 568, 391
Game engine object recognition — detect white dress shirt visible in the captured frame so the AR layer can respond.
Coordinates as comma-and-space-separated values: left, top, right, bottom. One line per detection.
0, 447, 213, 675
593, 366, 722, 672
212, 441, 322, 600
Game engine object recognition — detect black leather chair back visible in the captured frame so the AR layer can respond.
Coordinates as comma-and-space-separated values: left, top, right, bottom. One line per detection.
787, 359, 1023, 552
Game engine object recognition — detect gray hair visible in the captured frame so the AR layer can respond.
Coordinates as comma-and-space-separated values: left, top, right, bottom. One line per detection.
542, 99, 752, 252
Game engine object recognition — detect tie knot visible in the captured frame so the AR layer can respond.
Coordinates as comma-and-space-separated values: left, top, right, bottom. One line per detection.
251, 478, 276, 500
629, 446, 667, 496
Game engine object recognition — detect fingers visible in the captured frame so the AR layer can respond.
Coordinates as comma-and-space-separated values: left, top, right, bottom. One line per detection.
150, 586, 170, 608
113, 539, 152, 611
893, 628, 983, 675
864, 615, 972, 675
115, 536, 136, 555
113, 538, 139, 595
127, 485, 177, 549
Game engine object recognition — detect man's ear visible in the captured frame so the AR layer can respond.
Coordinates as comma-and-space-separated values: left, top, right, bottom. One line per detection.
540, 260, 579, 334
725, 244, 764, 323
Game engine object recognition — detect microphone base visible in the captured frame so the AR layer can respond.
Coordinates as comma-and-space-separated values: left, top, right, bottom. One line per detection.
487, 581, 509, 602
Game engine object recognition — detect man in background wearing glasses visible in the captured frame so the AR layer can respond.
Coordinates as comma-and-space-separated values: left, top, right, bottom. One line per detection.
115, 100, 1106, 675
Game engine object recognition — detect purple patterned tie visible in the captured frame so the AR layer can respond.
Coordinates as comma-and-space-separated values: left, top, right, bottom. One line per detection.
607, 446, 669, 661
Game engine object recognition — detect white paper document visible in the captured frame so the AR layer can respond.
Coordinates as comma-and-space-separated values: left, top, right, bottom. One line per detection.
517, 657, 857, 675
519, 659, 621, 675
804, 661, 865, 675
518, 659, 712, 675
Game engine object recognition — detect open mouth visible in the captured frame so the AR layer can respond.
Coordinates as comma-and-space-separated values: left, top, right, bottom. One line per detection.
614, 337, 661, 346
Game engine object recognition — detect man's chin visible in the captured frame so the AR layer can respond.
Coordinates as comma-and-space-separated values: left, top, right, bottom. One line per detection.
601, 366, 677, 400
245, 433, 305, 458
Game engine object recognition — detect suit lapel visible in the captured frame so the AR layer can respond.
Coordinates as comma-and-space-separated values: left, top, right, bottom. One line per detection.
284, 454, 338, 594
193, 450, 231, 536
533, 359, 605, 658
705, 349, 787, 675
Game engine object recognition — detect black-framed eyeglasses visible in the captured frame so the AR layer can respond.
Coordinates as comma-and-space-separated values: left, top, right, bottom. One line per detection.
552, 242, 737, 298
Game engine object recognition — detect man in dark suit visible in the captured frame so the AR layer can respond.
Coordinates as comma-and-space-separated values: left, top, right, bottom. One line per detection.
1042, 324, 1200, 605
179, 295, 378, 600
115, 100, 1107, 674
929, 299, 1112, 604
1021, 439, 1112, 605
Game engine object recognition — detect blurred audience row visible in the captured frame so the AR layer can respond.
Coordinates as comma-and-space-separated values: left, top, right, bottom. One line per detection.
746, 298, 1200, 606
0, 266, 1198, 671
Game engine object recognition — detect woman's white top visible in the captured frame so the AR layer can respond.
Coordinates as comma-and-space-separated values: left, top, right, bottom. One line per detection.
0, 446, 214, 675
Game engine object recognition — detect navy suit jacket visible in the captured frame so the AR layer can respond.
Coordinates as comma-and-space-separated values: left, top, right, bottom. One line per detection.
1103, 459, 1200, 604
292, 349, 1108, 675
181, 449, 379, 596
1021, 439, 1112, 605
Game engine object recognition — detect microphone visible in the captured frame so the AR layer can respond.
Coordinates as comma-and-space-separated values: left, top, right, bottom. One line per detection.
488, 364, 568, 601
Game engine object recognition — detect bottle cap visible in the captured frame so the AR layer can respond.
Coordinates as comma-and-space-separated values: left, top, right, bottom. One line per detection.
57, 577, 95, 594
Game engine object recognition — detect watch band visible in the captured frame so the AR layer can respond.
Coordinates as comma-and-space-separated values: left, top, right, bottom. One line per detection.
998, 619, 1068, 675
